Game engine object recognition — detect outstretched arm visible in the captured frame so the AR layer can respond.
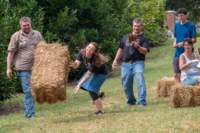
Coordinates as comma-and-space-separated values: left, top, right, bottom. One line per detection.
6, 51, 15, 79
74, 70, 93, 94
70, 60, 81, 69
112, 48, 123, 70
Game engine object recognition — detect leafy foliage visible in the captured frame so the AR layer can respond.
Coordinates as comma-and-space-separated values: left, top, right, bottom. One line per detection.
166, 0, 200, 22
128, 0, 166, 46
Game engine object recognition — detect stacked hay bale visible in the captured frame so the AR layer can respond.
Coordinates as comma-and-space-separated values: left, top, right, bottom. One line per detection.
31, 41, 69, 104
192, 87, 200, 106
157, 77, 176, 97
170, 85, 200, 107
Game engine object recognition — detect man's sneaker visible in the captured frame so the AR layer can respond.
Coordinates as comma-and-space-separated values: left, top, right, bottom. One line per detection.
137, 102, 147, 107
25, 114, 35, 119
127, 101, 136, 106
98, 92, 105, 99
94, 110, 104, 115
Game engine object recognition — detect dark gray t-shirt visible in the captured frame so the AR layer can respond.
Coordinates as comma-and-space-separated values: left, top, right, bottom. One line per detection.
119, 33, 150, 62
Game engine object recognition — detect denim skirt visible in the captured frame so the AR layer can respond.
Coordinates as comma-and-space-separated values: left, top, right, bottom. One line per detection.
80, 73, 107, 93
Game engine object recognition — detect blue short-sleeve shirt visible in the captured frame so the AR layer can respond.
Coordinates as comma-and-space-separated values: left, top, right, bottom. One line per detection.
174, 21, 197, 57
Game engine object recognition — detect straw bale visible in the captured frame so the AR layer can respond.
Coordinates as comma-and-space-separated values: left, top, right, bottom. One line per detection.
170, 85, 194, 107
192, 86, 200, 106
31, 41, 69, 104
157, 77, 175, 97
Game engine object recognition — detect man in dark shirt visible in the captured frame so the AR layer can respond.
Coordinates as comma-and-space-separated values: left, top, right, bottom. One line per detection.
112, 18, 149, 106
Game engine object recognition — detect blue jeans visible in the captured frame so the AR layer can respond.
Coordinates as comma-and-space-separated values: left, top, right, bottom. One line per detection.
121, 61, 147, 105
17, 71, 35, 118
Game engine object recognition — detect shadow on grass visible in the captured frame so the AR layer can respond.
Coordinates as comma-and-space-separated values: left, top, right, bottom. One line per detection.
0, 102, 22, 116
53, 105, 153, 124
53, 112, 105, 123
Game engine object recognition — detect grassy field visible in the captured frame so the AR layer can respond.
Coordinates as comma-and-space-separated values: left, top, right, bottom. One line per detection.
1, 40, 200, 133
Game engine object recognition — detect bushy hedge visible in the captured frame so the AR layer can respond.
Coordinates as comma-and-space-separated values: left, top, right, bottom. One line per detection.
37, 0, 166, 55
0, 43, 19, 100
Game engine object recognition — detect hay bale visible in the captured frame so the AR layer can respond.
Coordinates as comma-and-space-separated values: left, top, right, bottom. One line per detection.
192, 86, 200, 106
157, 77, 176, 97
31, 41, 69, 104
170, 85, 195, 107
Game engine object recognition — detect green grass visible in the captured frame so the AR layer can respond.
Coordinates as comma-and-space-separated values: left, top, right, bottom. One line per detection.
1, 40, 200, 133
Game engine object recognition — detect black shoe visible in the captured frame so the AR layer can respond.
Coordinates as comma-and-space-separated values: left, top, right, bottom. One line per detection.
94, 110, 104, 115
98, 92, 105, 99
127, 101, 136, 106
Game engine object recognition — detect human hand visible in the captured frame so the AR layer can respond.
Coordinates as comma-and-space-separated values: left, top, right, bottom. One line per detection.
188, 60, 193, 65
129, 33, 137, 43
74, 85, 80, 94
133, 40, 140, 49
6, 68, 12, 79
176, 42, 183, 47
69, 61, 78, 69
112, 60, 118, 70
191, 60, 200, 66
188, 60, 198, 66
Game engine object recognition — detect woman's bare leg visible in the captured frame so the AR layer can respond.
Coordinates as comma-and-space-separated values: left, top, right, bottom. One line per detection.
94, 98, 103, 111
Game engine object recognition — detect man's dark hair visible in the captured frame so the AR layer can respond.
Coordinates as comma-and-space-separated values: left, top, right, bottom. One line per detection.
176, 8, 188, 15
183, 38, 193, 45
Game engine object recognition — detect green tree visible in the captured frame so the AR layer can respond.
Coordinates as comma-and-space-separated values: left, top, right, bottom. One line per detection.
166, 0, 200, 22
37, 0, 131, 58
128, 0, 166, 46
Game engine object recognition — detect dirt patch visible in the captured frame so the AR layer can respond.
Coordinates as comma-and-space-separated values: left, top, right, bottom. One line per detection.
0, 103, 22, 116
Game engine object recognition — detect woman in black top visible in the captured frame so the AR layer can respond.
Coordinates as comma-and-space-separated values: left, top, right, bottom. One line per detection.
72, 42, 108, 115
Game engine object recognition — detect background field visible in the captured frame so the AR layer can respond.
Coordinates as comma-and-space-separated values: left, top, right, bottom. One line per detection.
1, 40, 200, 133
